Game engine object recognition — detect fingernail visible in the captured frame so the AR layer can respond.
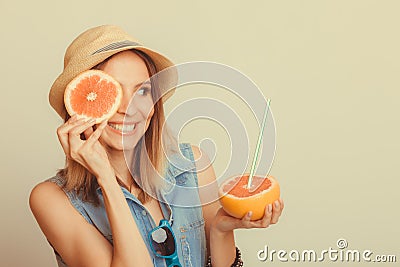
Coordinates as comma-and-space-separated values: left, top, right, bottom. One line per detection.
247, 211, 253, 217
274, 200, 280, 208
268, 204, 272, 213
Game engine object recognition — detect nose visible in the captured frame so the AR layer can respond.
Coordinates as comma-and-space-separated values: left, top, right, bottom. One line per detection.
117, 90, 137, 116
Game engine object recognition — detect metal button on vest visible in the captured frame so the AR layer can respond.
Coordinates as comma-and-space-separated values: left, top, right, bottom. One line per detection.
141, 210, 147, 216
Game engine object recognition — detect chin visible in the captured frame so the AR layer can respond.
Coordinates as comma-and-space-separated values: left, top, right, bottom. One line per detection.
121, 139, 140, 151
99, 135, 140, 153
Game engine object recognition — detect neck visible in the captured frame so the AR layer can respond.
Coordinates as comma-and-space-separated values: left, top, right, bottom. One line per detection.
107, 149, 135, 187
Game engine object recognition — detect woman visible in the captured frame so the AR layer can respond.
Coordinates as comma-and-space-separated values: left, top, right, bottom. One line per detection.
30, 25, 284, 267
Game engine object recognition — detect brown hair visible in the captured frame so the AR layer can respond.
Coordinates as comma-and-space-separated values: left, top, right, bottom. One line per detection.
57, 49, 177, 205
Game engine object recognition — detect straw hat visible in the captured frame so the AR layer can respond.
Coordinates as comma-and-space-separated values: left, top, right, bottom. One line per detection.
49, 25, 176, 119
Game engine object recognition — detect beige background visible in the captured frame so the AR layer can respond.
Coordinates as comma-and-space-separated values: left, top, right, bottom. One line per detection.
1, 0, 399, 266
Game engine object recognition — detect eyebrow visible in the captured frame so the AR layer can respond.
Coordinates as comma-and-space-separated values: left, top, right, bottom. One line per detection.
134, 80, 151, 88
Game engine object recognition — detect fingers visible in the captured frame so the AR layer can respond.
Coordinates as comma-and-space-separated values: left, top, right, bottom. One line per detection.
83, 125, 94, 140
259, 203, 273, 228
67, 122, 103, 166
85, 120, 107, 146
270, 199, 284, 224
240, 205, 272, 228
69, 118, 96, 137
239, 211, 253, 228
56, 115, 83, 156
67, 119, 97, 147
241, 198, 283, 229
57, 116, 104, 160
57, 116, 86, 141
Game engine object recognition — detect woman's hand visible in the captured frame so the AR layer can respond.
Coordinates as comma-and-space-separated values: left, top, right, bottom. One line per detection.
56, 115, 112, 178
212, 199, 284, 233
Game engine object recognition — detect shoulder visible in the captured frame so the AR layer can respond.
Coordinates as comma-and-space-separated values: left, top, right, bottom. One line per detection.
189, 144, 218, 189
190, 144, 201, 160
168, 144, 217, 189
30, 177, 91, 223
29, 180, 75, 225
29, 180, 113, 267
29, 180, 66, 209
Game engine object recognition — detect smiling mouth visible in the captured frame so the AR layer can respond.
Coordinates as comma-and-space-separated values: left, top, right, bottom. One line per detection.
107, 122, 136, 134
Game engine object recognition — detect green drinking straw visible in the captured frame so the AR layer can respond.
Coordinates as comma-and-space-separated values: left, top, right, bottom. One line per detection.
247, 99, 271, 189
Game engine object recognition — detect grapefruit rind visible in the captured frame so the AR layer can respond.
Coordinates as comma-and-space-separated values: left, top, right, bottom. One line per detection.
64, 70, 123, 123
219, 175, 280, 220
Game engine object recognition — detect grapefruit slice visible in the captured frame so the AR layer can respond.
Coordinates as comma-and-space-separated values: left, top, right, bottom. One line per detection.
64, 70, 122, 123
219, 174, 280, 220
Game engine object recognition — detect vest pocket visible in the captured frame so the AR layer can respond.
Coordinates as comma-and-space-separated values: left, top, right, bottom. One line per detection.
179, 219, 205, 267
175, 172, 190, 186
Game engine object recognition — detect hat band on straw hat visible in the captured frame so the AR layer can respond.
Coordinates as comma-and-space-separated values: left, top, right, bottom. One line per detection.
92, 40, 142, 55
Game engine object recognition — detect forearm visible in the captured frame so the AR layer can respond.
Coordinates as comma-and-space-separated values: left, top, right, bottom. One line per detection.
209, 227, 236, 267
98, 172, 152, 267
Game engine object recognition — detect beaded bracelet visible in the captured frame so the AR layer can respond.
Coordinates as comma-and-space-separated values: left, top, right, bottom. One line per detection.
206, 247, 243, 267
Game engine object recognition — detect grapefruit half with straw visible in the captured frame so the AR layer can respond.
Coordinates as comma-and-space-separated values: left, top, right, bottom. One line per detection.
64, 70, 122, 123
219, 174, 280, 220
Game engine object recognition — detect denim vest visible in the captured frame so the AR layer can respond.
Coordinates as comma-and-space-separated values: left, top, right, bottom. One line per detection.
48, 143, 207, 267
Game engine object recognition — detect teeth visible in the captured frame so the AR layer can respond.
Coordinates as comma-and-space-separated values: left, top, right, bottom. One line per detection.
108, 123, 135, 132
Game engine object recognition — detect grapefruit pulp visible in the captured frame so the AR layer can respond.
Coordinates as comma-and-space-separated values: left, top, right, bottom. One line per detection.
64, 70, 122, 123
219, 174, 280, 220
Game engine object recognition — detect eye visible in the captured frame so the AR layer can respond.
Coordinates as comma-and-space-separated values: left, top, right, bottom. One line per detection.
137, 86, 151, 96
